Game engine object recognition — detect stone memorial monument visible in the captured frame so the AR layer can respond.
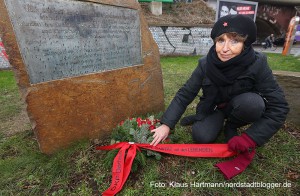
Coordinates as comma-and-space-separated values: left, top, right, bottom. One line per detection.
0, 0, 164, 154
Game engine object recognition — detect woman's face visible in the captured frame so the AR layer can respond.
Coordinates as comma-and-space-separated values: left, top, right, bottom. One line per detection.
215, 34, 244, 62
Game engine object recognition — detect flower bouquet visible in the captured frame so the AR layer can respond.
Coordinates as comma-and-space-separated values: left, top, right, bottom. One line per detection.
103, 116, 176, 172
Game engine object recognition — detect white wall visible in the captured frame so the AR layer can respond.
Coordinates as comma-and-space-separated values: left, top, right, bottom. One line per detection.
149, 26, 214, 55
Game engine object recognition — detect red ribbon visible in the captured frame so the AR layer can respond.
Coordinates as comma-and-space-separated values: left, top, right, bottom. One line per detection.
96, 142, 254, 196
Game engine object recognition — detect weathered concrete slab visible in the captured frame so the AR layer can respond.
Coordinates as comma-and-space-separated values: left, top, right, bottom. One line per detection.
0, 0, 164, 154
5, 0, 142, 84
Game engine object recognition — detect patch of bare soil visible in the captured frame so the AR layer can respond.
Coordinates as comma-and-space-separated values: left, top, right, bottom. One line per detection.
0, 105, 31, 136
140, 0, 215, 26
283, 122, 300, 140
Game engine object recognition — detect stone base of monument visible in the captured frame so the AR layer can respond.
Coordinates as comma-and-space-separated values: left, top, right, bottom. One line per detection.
0, 0, 164, 154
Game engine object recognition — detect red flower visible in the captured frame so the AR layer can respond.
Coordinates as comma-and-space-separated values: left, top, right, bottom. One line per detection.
136, 117, 142, 127
146, 119, 152, 125
119, 121, 124, 126
149, 125, 156, 130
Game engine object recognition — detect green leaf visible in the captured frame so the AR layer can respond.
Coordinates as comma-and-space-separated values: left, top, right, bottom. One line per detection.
146, 136, 154, 143
155, 153, 162, 161
129, 128, 135, 136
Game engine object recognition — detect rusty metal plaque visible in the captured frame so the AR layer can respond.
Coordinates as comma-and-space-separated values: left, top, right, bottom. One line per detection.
4, 0, 142, 84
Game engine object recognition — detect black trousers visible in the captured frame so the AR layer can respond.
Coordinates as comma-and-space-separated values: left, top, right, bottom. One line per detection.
192, 92, 265, 143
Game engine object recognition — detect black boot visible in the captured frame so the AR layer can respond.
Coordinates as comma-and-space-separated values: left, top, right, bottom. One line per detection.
224, 117, 247, 142
224, 122, 238, 142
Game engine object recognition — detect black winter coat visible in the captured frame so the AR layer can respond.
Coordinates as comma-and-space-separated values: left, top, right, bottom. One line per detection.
160, 52, 289, 146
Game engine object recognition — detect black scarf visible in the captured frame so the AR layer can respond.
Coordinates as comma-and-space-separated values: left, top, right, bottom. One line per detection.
198, 45, 256, 115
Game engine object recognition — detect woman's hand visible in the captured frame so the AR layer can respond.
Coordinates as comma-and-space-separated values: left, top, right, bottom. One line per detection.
150, 124, 170, 146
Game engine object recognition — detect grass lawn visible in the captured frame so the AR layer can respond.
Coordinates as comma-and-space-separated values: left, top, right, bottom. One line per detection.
0, 71, 23, 122
0, 53, 299, 195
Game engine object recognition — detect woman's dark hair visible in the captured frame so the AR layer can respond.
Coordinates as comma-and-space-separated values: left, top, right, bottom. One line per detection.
214, 32, 248, 43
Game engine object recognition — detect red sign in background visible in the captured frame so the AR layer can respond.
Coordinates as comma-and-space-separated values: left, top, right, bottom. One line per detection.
0, 38, 10, 69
